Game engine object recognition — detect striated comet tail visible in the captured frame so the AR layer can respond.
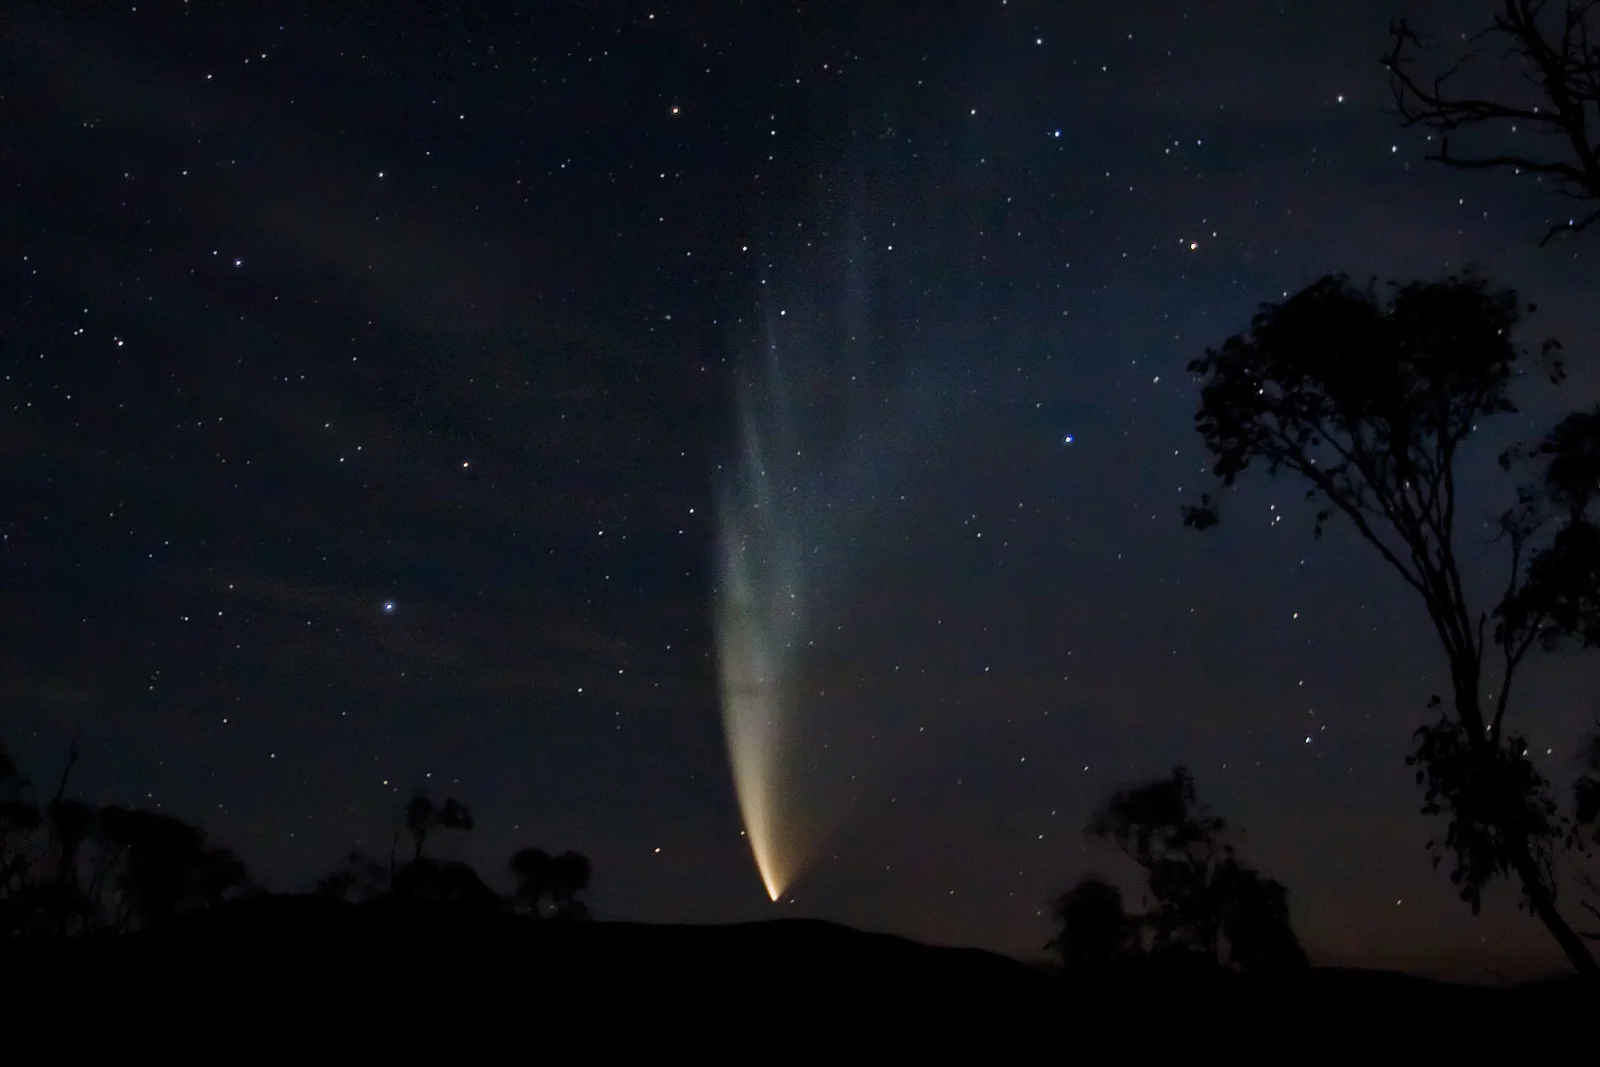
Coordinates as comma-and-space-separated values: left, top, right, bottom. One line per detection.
713, 224, 936, 902
714, 355, 805, 901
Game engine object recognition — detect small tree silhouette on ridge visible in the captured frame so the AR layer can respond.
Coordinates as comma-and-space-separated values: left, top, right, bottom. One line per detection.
1050, 766, 1307, 976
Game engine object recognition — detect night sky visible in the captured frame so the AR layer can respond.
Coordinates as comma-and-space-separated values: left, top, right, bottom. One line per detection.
6, 0, 1599, 982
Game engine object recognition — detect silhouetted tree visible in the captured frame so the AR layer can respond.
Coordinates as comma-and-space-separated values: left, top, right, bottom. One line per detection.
314, 868, 357, 902
1045, 874, 1134, 975
376, 791, 500, 914
1214, 858, 1310, 975
391, 858, 501, 914
404, 795, 433, 862
0, 741, 253, 938
315, 851, 392, 903
509, 847, 593, 919
320, 798, 593, 922
1385, 7, 1600, 965
1383, 1, 1600, 245
508, 846, 552, 914
1095, 767, 1237, 960
1055, 766, 1306, 975
404, 792, 474, 863
96, 806, 251, 931
1183, 273, 1598, 980
1502, 407, 1600, 650
0, 743, 41, 937
548, 850, 592, 919
45, 797, 94, 936
1578, 726, 1600, 940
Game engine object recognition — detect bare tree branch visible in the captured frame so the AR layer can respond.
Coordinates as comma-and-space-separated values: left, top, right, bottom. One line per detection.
1541, 203, 1600, 244
50, 739, 79, 808
1384, 1, 1600, 243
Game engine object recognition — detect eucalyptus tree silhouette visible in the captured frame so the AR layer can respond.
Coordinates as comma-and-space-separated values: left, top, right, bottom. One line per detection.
1183, 272, 1597, 980
1382, 5, 1600, 968
1056, 766, 1307, 976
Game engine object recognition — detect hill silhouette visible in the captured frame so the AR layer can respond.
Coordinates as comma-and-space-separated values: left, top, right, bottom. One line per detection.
22, 894, 1047, 993
11, 894, 1585, 1031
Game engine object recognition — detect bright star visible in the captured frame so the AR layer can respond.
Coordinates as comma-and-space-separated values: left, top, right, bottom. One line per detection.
1062, 434, 1075, 444
382, 601, 395, 613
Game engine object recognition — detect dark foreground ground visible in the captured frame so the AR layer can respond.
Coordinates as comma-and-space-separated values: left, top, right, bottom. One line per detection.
12, 895, 1589, 1035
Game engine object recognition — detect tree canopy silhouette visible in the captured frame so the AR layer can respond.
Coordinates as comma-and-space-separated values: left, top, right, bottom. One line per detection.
509, 847, 593, 920
96, 806, 251, 930
1383, 0, 1600, 245
1045, 874, 1134, 977
314, 850, 391, 904
1577, 725, 1600, 940
0, 741, 251, 939
378, 790, 500, 913
1183, 273, 1598, 980
404, 792, 474, 863
1501, 407, 1600, 651
1050, 766, 1307, 977
312, 793, 594, 922
390, 856, 501, 914
1383, 2, 1600, 972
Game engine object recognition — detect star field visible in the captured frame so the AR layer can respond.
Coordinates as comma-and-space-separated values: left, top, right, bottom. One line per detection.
5, 0, 1600, 982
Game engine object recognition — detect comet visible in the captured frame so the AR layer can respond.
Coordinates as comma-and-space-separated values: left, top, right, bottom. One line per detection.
714, 331, 813, 901
714, 219, 943, 902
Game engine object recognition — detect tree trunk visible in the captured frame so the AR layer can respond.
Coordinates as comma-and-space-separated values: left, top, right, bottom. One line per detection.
1511, 846, 1600, 984
1452, 689, 1597, 982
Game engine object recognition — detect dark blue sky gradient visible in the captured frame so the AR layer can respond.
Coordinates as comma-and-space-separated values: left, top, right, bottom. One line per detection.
5, 0, 1599, 981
